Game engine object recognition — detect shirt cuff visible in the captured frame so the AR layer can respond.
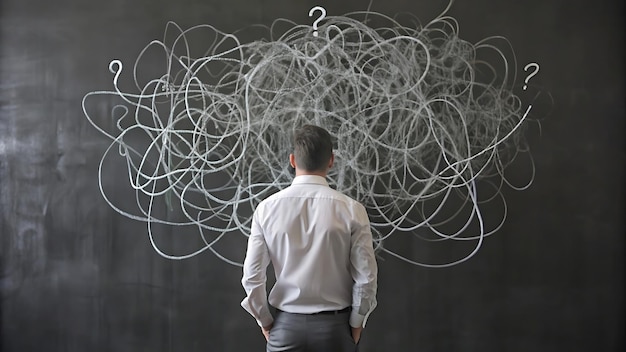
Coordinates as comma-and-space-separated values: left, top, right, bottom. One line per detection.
240, 300, 274, 328
349, 311, 365, 328
256, 315, 274, 328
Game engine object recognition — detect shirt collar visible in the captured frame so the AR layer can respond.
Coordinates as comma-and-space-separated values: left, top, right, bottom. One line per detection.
291, 175, 329, 187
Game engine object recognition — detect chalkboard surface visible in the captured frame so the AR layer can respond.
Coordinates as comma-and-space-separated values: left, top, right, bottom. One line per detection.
1, 0, 623, 351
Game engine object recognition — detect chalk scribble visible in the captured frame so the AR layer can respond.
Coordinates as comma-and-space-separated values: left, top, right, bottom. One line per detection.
82, 2, 537, 267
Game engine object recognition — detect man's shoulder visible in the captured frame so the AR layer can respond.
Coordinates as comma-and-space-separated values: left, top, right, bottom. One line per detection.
257, 186, 288, 206
321, 187, 368, 212
256, 184, 299, 207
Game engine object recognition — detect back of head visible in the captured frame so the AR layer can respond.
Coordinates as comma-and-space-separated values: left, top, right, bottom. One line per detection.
293, 125, 333, 172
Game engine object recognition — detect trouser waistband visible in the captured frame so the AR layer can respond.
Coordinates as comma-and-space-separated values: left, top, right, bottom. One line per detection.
276, 306, 351, 315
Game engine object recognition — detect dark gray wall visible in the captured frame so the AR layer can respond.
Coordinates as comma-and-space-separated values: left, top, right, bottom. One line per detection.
1, 0, 623, 351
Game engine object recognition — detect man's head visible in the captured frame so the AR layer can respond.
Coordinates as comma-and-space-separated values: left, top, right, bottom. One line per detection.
290, 124, 334, 175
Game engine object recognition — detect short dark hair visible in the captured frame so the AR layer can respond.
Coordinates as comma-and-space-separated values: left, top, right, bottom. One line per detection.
293, 125, 333, 172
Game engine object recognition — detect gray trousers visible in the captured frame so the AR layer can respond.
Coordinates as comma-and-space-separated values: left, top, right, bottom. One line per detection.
266, 310, 358, 352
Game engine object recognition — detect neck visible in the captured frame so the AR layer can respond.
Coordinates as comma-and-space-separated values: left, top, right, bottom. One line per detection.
295, 169, 327, 178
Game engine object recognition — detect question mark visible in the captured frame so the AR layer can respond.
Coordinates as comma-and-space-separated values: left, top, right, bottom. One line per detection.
523, 63, 539, 90
309, 6, 326, 37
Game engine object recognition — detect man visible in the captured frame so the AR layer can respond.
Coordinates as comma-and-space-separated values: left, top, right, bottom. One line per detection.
241, 124, 378, 352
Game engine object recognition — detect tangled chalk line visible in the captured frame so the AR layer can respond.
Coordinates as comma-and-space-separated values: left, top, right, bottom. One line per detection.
82, 7, 535, 267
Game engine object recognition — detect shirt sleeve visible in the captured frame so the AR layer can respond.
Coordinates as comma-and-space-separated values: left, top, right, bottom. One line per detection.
348, 203, 378, 328
240, 208, 274, 328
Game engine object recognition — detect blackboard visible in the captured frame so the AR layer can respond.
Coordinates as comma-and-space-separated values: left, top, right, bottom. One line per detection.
1, 0, 623, 351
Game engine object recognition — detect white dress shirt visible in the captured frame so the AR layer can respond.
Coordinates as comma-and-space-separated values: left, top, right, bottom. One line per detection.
241, 175, 378, 329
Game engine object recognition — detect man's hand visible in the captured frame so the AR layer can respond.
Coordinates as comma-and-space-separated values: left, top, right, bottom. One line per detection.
351, 326, 363, 344
261, 323, 273, 341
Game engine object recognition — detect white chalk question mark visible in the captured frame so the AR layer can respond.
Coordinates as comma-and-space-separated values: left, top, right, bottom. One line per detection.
523, 63, 539, 90
309, 6, 326, 37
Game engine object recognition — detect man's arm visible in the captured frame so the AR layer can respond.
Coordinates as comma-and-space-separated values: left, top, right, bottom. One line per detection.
349, 203, 378, 333
241, 210, 274, 329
